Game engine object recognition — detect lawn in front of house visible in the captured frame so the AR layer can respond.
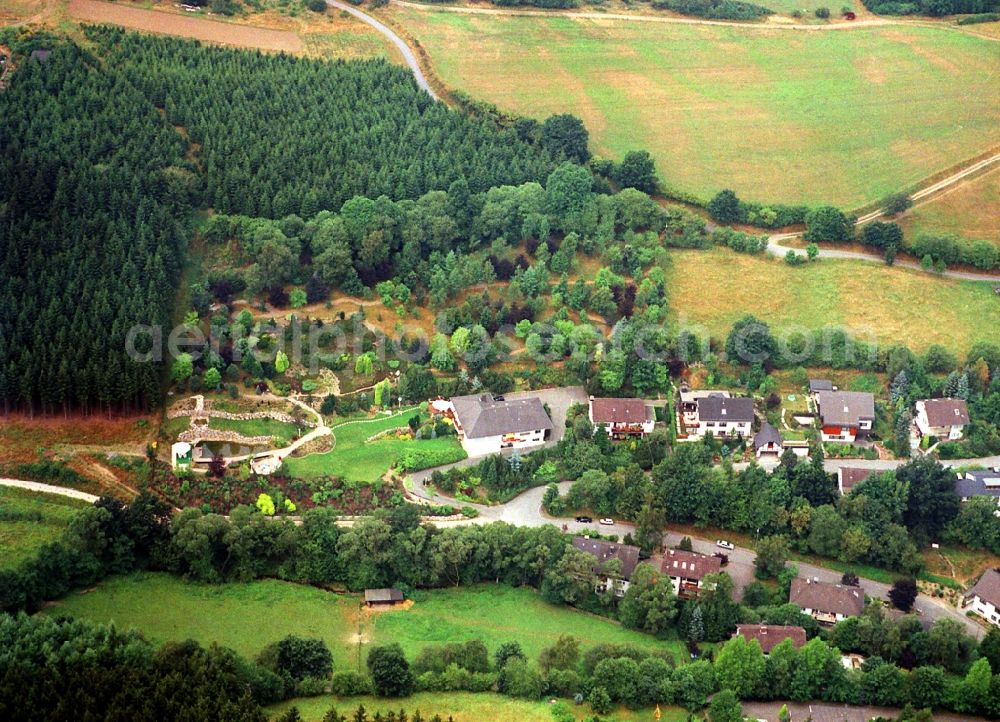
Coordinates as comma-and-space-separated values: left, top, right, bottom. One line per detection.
208, 416, 303, 447
666, 247, 1000, 355
0, 486, 89, 570
284, 408, 465, 481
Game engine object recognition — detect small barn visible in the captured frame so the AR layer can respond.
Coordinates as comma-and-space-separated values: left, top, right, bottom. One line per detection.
364, 588, 405, 607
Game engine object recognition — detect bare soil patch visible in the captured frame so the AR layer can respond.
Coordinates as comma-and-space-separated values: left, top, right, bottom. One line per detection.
67, 0, 304, 53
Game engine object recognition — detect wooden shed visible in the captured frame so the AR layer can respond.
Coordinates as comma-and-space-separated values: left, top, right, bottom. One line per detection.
364, 588, 405, 607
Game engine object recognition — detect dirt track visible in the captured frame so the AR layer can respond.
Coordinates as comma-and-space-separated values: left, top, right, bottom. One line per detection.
67, 0, 304, 53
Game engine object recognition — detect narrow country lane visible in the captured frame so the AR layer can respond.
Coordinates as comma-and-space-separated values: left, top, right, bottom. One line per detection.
768, 152, 1000, 281
325, 0, 439, 101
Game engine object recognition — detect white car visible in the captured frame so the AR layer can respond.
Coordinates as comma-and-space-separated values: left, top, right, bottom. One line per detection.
599, 518, 615, 526
716, 540, 735, 551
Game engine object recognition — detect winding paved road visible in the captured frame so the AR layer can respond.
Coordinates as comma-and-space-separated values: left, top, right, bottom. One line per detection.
326, 0, 439, 101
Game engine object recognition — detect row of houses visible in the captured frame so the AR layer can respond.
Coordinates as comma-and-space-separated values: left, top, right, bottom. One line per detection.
571, 536, 866, 627
438, 394, 659, 457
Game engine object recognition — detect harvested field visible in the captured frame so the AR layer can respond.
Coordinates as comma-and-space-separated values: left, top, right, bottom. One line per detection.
67, 0, 304, 52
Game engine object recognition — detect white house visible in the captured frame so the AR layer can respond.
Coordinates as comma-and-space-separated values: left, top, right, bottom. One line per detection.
448, 394, 552, 457
694, 395, 754, 438
789, 578, 864, 624
661, 549, 722, 598
964, 569, 1000, 627
915, 398, 969, 441
588, 396, 655, 438
678, 387, 730, 430
816, 391, 875, 443
753, 423, 783, 458
572, 536, 640, 597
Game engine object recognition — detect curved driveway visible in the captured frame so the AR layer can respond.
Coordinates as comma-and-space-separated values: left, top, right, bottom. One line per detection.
326, 0, 439, 100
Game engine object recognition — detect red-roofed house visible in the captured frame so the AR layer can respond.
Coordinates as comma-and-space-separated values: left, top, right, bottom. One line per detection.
588, 396, 655, 438
661, 549, 722, 598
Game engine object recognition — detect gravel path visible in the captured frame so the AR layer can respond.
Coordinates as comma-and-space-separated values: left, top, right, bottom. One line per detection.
326, 0, 439, 101
0, 478, 99, 503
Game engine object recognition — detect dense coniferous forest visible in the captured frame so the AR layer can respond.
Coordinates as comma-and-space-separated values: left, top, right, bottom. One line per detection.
98, 27, 560, 216
0, 27, 562, 414
0, 41, 189, 415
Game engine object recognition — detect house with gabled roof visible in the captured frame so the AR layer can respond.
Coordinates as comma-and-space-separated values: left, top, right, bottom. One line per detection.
955, 468, 1000, 505
838, 467, 874, 495
915, 397, 969, 441
816, 390, 875, 443
588, 396, 655, 438
572, 536, 641, 597
661, 548, 722, 597
447, 393, 552, 456
734, 624, 806, 654
790, 577, 864, 623
753, 422, 783, 458
964, 569, 1000, 627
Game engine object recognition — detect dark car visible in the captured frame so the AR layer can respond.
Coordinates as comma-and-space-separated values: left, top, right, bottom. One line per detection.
575, 516, 593, 523
493, 395, 505, 402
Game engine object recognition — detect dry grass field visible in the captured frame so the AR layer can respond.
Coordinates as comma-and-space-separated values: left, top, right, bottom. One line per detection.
390, 6, 1000, 207
2, 0, 397, 60
67, 0, 304, 51
666, 247, 1000, 354
898, 165, 1000, 246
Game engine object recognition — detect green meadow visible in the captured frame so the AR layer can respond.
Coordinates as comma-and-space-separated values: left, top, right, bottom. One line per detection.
0, 486, 88, 570
41, 574, 681, 666
395, 7, 1000, 207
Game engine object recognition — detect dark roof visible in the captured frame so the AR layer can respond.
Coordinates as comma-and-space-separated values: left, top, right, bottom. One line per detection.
735, 624, 806, 653
572, 536, 641, 580
697, 395, 754, 423
817, 391, 875, 427
839, 467, 874, 495
809, 379, 834, 392
365, 588, 404, 603
967, 569, 1000, 607
590, 397, 652, 424
955, 470, 1000, 499
919, 398, 970, 427
660, 548, 722, 581
790, 578, 864, 617
451, 394, 552, 439
753, 422, 782, 450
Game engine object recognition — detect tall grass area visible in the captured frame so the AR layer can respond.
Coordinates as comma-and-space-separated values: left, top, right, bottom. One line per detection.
393, 7, 1000, 207
666, 247, 1000, 354
0, 486, 89, 570
41, 575, 679, 669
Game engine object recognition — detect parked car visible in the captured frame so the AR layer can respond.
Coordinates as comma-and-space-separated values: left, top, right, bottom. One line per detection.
492, 395, 505, 402
575, 516, 593, 523
599, 518, 614, 526
716, 539, 735, 551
